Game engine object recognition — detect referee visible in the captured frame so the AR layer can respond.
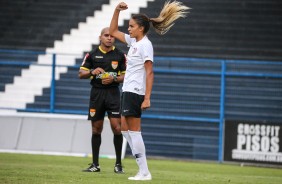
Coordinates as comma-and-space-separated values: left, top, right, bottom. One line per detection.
78, 27, 126, 173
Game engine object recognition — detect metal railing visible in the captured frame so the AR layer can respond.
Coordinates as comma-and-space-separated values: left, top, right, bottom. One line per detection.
1, 49, 282, 162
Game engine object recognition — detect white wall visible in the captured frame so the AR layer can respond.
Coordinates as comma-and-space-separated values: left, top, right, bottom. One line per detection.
0, 111, 126, 158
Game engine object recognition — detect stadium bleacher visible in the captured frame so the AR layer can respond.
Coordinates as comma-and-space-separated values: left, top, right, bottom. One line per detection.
0, 0, 281, 161
0, 0, 109, 50
114, 0, 282, 61
0, 0, 109, 92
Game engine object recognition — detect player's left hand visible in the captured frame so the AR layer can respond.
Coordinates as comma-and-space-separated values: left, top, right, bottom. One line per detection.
141, 99, 151, 110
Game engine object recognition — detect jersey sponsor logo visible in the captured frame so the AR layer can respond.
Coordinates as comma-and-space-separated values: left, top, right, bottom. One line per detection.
111, 61, 118, 69
95, 56, 103, 58
90, 109, 96, 117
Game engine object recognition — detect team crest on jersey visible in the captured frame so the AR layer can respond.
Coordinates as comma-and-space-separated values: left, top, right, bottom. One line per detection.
111, 61, 118, 69
132, 47, 137, 54
90, 109, 96, 117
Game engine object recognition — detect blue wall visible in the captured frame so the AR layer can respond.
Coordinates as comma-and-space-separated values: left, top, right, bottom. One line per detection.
1, 51, 282, 161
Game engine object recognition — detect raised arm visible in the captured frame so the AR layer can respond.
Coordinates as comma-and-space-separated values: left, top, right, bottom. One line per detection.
109, 2, 128, 43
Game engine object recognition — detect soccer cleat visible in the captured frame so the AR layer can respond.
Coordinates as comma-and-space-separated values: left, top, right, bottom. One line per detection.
82, 163, 100, 172
114, 163, 124, 174
128, 172, 152, 180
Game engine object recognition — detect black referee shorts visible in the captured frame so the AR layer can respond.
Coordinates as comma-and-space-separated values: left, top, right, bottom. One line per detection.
121, 92, 144, 118
88, 87, 121, 121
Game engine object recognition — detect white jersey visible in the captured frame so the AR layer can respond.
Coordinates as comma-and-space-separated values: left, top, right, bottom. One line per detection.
122, 34, 154, 95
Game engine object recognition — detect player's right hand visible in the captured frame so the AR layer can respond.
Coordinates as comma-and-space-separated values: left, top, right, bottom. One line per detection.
116, 2, 128, 11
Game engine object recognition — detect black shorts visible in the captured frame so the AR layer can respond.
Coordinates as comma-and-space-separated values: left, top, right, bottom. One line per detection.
88, 87, 121, 121
121, 92, 144, 118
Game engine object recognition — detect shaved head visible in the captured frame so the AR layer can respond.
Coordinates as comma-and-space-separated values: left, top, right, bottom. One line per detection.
99, 27, 115, 49
101, 27, 110, 35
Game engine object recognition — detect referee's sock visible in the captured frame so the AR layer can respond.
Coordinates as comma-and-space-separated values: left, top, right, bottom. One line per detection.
92, 134, 101, 166
114, 134, 123, 165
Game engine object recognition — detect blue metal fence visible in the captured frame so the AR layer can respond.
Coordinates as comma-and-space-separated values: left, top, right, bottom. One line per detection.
1, 49, 282, 162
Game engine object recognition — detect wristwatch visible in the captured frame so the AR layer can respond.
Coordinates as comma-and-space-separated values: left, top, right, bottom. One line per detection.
90, 69, 94, 76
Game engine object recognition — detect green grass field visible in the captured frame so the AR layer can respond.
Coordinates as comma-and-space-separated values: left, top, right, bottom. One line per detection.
0, 153, 281, 184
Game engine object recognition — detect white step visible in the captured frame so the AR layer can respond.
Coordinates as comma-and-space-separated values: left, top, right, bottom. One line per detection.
1, 0, 154, 110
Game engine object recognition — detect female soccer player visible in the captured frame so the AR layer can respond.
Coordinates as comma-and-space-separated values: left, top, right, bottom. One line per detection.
109, 1, 189, 181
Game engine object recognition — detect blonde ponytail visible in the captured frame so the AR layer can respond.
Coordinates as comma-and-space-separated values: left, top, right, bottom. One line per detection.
150, 1, 190, 35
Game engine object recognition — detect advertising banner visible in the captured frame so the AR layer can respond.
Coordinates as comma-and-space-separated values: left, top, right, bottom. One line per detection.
224, 120, 282, 165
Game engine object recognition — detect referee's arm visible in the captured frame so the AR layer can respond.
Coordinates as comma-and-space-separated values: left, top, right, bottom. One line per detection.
115, 71, 125, 83
78, 67, 92, 79
78, 67, 104, 79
